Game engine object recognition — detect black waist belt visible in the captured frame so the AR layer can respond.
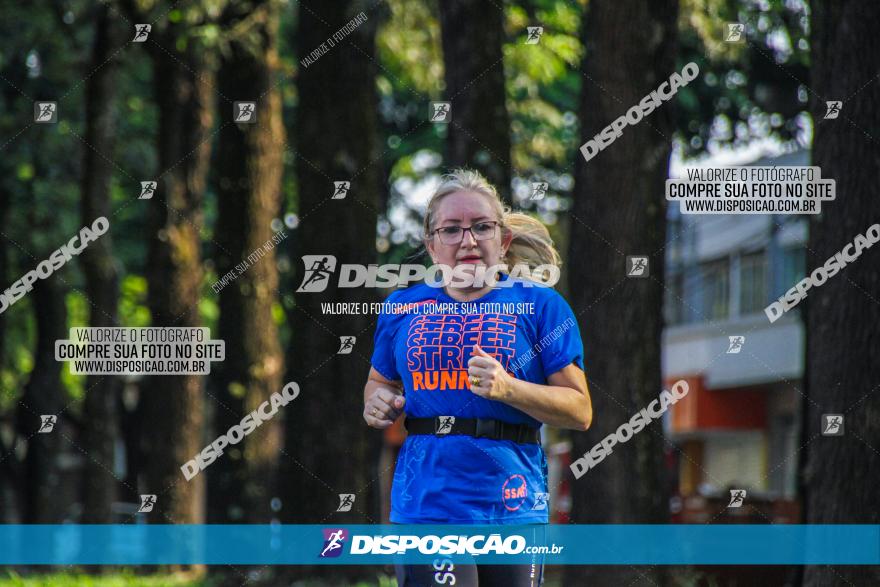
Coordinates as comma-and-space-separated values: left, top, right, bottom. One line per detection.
404, 416, 540, 445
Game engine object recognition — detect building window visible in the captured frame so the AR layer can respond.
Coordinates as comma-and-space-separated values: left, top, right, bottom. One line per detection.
702, 433, 767, 493
740, 251, 767, 315
781, 247, 806, 290
664, 272, 684, 325
701, 258, 729, 320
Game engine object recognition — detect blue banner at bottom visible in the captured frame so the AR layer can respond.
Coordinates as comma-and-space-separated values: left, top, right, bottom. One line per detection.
0, 525, 878, 565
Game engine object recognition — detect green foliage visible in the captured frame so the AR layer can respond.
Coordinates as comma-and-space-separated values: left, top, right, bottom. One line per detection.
505, 1, 583, 174
119, 276, 151, 328
376, 0, 444, 96
60, 290, 90, 401
199, 296, 219, 333
0, 298, 35, 411
677, 0, 810, 155
0, 570, 216, 586
15, 163, 34, 182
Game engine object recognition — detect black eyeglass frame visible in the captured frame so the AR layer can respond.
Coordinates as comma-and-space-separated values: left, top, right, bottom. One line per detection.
430, 220, 503, 245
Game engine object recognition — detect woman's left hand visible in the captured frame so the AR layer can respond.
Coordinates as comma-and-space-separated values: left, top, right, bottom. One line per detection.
467, 344, 513, 401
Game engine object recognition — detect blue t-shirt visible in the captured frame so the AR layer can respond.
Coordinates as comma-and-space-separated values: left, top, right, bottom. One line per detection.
370, 273, 585, 524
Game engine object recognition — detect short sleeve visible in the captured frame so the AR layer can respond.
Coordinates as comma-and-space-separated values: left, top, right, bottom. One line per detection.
536, 291, 585, 376
370, 303, 401, 381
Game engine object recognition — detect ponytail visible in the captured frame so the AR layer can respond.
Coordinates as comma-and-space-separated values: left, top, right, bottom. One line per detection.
500, 211, 562, 282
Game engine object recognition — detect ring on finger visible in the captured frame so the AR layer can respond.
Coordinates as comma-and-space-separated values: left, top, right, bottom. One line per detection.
371, 407, 378, 416
470, 376, 481, 386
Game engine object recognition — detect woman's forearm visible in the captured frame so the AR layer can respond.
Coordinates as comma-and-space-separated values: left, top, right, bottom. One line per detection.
502, 377, 591, 431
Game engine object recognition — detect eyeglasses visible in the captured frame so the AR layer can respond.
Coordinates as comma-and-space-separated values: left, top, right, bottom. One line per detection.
431, 221, 500, 245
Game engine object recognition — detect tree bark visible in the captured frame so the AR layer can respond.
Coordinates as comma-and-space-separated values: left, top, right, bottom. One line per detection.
438, 0, 512, 198
208, 0, 285, 524
19, 277, 67, 523
0, 161, 12, 522
566, 0, 677, 585
140, 30, 215, 524
281, 0, 382, 580
802, 1, 880, 585
79, 2, 124, 524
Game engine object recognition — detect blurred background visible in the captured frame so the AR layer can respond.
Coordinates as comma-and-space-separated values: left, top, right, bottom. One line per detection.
1, 0, 878, 585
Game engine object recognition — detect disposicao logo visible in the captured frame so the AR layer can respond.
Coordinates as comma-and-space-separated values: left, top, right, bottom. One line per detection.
319, 528, 348, 558
296, 256, 559, 291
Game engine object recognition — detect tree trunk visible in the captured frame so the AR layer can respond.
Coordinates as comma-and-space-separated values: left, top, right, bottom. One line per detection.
438, 0, 512, 197
208, 0, 285, 524
19, 277, 67, 523
281, 1, 382, 581
79, 2, 123, 524
0, 189, 6, 397
802, 1, 880, 585
141, 35, 215, 525
0, 166, 12, 522
566, 0, 677, 585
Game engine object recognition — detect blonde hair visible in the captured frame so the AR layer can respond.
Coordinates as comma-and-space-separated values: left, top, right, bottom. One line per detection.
422, 168, 561, 281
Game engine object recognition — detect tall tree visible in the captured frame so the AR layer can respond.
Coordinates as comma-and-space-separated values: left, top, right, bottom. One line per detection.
208, 0, 286, 523
0, 156, 12, 522
16, 150, 68, 524
0, 0, 87, 524
120, 0, 216, 523
802, 1, 880, 585
281, 0, 382, 580
18, 276, 67, 523
566, 0, 678, 585
438, 0, 511, 197
79, 3, 124, 524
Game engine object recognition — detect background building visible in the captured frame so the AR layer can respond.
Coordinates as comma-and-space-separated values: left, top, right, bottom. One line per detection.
663, 148, 808, 523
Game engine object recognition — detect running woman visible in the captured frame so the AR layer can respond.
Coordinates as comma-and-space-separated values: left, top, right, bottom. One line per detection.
364, 169, 593, 586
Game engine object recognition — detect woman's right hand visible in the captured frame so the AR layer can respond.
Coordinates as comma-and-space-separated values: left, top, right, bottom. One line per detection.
364, 386, 406, 429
